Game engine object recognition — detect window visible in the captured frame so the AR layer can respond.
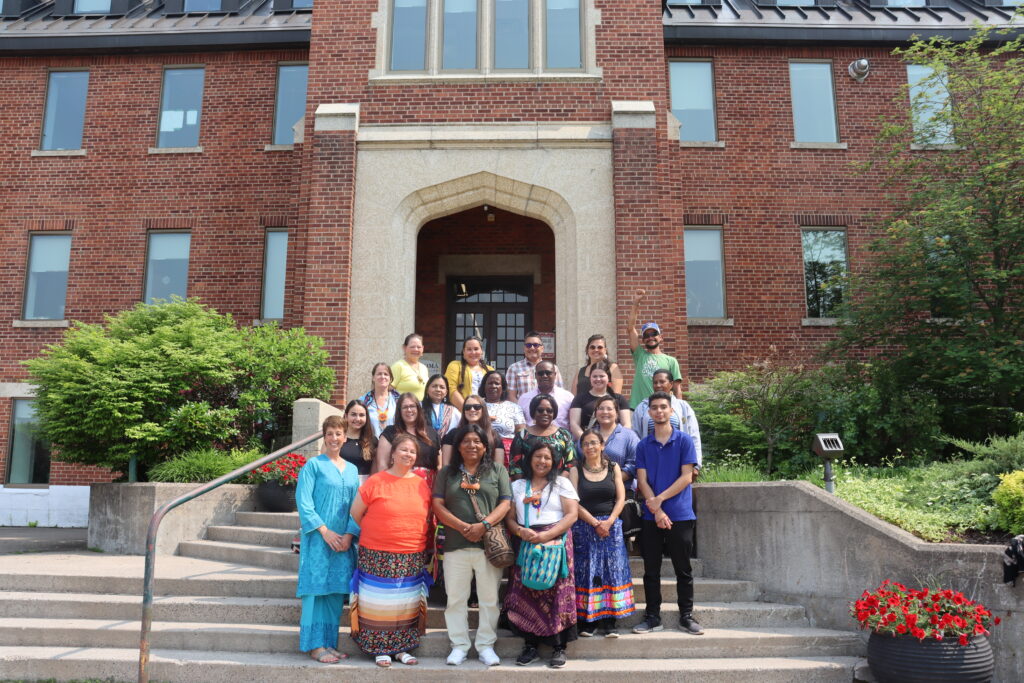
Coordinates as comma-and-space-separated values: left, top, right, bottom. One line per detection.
157, 68, 205, 149
789, 62, 838, 144
802, 229, 847, 318
23, 234, 72, 321
670, 61, 717, 143
386, 0, 586, 75
145, 232, 191, 303
494, 0, 529, 70
292, 0, 313, 6
6, 400, 50, 485
41, 71, 89, 151
884, 0, 925, 6
183, 0, 221, 9
272, 64, 308, 145
907, 64, 953, 145
261, 230, 288, 320
685, 229, 725, 318
73, 0, 111, 12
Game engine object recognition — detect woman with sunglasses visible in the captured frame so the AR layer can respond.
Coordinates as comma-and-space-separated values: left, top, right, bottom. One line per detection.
421, 374, 461, 440
361, 362, 400, 438
444, 337, 494, 411
441, 395, 504, 467
572, 334, 624, 396
508, 394, 577, 482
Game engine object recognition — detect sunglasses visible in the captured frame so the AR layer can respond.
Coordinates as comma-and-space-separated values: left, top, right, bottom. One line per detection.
464, 404, 483, 412
524, 342, 542, 349
642, 332, 659, 339
535, 370, 554, 376
534, 407, 555, 414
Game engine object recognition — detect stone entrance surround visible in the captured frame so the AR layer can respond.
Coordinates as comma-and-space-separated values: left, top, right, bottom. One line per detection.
326, 104, 618, 393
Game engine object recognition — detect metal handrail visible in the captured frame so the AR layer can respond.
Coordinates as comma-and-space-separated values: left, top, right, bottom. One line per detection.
137, 431, 322, 683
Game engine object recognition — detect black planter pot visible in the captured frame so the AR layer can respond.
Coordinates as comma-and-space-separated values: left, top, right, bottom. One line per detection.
255, 481, 297, 513
867, 631, 994, 683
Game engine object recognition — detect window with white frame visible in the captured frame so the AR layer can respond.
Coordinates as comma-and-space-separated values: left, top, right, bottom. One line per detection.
669, 61, 717, 143
261, 230, 289, 320
685, 228, 726, 318
802, 229, 847, 318
73, 0, 111, 12
24, 233, 72, 321
907, 64, 953, 145
145, 232, 191, 303
789, 61, 838, 144
384, 0, 587, 75
6, 400, 50, 485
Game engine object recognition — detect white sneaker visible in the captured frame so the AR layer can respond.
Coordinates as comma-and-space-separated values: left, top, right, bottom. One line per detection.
447, 648, 468, 666
478, 647, 501, 666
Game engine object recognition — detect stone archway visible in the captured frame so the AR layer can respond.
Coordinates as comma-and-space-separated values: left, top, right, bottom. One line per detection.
346, 146, 615, 396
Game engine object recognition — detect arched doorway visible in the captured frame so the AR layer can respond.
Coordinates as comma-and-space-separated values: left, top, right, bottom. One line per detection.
415, 206, 556, 373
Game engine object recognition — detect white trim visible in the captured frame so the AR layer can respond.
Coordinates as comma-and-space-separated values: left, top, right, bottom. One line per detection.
790, 142, 848, 150
357, 121, 611, 147
263, 144, 295, 152
688, 318, 734, 326
12, 320, 69, 328
680, 140, 726, 148
148, 146, 203, 154
314, 103, 360, 132
611, 100, 656, 129
0, 383, 35, 398
802, 317, 840, 326
31, 149, 86, 157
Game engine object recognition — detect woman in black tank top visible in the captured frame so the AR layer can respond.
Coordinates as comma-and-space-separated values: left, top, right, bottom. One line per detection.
568, 428, 636, 637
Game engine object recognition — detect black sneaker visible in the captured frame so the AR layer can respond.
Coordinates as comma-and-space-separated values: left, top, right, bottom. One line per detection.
549, 648, 567, 669
679, 614, 705, 635
632, 615, 663, 633
516, 646, 539, 666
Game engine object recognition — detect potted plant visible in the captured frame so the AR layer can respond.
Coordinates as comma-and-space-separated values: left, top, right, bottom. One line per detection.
852, 580, 999, 683
247, 452, 306, 512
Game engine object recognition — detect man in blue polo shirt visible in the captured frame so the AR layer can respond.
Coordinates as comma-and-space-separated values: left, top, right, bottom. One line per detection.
632, 391, 703, 635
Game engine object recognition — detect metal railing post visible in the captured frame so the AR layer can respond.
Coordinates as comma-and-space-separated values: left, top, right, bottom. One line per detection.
137, 432, 320, 683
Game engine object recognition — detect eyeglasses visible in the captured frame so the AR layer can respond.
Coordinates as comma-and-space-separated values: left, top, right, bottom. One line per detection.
524, 342, 542, 349
535, 370, 554, 376
464, 404, 483, 412
401, 405, 419, 411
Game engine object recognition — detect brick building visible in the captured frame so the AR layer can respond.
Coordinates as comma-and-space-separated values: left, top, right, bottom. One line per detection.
0, 0, 1014, 496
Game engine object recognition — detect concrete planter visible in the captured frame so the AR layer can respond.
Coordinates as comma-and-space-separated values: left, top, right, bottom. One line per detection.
87, 482, 257, 555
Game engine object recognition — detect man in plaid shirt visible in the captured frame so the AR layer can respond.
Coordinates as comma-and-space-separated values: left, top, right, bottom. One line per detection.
505, 331, 564, 402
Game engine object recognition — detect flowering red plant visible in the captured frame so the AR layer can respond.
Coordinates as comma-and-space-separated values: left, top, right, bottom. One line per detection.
246, 452, 306, 485
852, 580, 1000, 645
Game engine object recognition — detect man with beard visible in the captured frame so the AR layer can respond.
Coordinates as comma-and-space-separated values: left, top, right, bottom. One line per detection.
626, 289, 683, 409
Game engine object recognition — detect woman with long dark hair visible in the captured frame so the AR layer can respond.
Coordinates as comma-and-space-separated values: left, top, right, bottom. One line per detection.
361, 362, 400, 438
421, 374, 461, 440
377, 392, 440, 483
441, 394, 504, 467
432, 424, 512, 667
339, 400, 377, 481
504, 441, 579, 669
572, 334, 624, 396
444, 336, 494, 410
569, 361, 631, 440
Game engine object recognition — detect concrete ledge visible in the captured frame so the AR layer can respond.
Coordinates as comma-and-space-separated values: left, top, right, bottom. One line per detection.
31, 149, 86, 157
12, 319, 69, 328
689, 317, 734, 326
790, 142, 848, 150
262, 144, 294, 152
291, 398, 342, 458
87, 483, 256, 555
696, 481, 1023, 683
679, 140, 726, 148
314, 103, 360, 132
611, 100, 656, 129
911, 143, 961, 151
802, 317, 839, 326
148, 146, 203, 154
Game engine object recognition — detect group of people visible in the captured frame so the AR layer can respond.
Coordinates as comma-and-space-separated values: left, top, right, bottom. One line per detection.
294, 289, 703, 668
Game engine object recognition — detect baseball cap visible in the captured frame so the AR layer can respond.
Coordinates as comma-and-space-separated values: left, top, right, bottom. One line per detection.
641, 322, 661, 335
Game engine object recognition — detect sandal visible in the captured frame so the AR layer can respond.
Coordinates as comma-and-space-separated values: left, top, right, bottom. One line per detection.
309, 647, 340, 664
375, 655, 392, 668
395, 652, 418, 665
325, 647, 349, 660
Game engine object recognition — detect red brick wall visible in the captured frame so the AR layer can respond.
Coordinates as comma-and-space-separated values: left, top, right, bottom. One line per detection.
414, 207, 556, 365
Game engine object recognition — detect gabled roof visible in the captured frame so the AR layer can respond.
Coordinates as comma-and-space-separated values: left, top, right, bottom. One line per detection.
663, 0, 1021, 44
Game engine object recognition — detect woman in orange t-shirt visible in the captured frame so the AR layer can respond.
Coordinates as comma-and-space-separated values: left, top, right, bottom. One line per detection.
349, 433, 432, 668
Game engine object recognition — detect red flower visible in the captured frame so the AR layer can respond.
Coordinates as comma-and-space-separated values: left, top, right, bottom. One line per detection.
974, 624, 986, 635
896, 624, 908, 634
857, 611, 870, 622
959, 634, 969, 646
995, 617, 1001, 625
934, 632, 944, 641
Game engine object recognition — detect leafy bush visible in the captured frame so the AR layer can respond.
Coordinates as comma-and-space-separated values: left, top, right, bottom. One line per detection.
148, 447, 264, 483
946, 430, 1024, 474
992, 471, 1024, 534
25, 299, 334, 476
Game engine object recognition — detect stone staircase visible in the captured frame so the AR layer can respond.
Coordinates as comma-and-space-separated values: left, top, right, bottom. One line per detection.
0, 511, 867, 682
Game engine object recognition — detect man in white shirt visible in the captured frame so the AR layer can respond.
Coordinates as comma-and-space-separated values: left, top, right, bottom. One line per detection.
517, 360, 574, 430
633, 369, 702, 469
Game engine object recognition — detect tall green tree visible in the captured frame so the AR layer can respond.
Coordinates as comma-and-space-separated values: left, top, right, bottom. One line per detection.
25, 299, 334, 476
836, 23, 1024, 440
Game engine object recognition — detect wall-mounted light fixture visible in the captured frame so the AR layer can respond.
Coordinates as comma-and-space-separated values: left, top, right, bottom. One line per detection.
848, 59, 870, 82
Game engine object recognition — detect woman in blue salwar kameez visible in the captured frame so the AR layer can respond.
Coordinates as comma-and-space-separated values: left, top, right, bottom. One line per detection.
296, 414, 361, 663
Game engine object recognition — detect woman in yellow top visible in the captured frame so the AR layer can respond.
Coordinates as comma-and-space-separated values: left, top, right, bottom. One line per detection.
391, 333, 430, 400
444, 336, 494, 410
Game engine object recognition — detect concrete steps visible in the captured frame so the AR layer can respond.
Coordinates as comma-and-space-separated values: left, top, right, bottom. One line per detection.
0, 511, 867, 682
0, 647, 865, 683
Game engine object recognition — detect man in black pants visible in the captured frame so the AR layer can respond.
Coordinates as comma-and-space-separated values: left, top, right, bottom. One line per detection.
632, 392, 703, 635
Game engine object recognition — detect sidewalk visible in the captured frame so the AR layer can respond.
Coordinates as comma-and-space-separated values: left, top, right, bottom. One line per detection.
0, 526, 87, 554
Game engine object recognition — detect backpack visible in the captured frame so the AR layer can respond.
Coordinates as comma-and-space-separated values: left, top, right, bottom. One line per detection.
1003, 534, 1024, 586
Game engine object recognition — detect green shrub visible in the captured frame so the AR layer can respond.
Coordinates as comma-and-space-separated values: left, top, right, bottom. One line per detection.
992, 470, 1024, 534
148, 447, 264, 483
24, 299, 334, 476
946, 430, 1024, 474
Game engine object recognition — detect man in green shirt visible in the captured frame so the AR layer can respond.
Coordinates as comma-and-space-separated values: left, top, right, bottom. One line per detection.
626, 289, 683, 409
